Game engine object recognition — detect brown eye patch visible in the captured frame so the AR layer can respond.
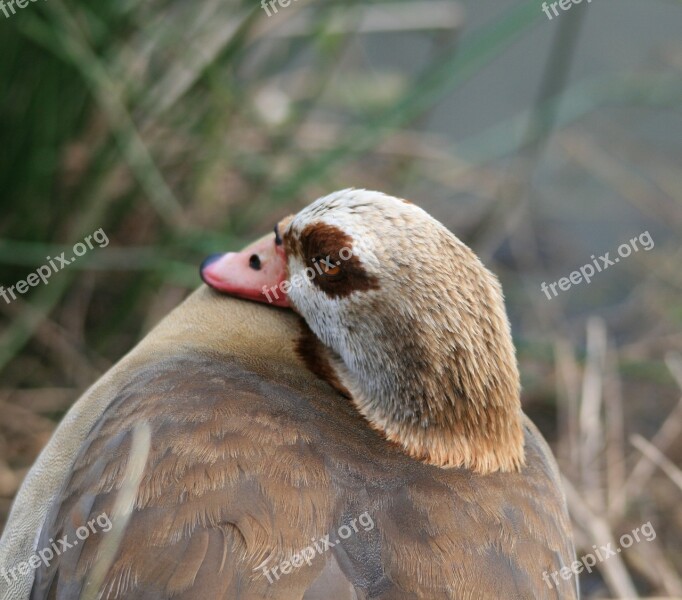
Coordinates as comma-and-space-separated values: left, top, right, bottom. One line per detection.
290, 223, 380, 299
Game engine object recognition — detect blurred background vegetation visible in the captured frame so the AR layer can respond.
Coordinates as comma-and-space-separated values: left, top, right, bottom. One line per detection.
1, 0, 682, 597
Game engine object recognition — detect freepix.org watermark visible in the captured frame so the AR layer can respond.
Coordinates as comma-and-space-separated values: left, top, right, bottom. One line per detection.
261, 246, 354, 304
0, 0, 46, 19
260, 0, 297, 18
541, 0, 593, 21
1, 512, 112, 585
0, 228, 109, 305
542, 521, 656, 589
257, 511, 375, 584
541, 231, 654, 300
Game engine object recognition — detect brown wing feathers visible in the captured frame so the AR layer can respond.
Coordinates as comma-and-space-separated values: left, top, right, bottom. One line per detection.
28, 348, 576, 599
32, 355, 341, 600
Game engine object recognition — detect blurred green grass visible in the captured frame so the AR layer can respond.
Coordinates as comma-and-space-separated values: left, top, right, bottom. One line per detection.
0, 0, 549, 371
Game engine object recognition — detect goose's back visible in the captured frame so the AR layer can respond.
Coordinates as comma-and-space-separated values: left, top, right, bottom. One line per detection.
30, 352, 577, 600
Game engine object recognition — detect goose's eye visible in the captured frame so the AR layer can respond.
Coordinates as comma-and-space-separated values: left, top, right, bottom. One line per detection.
323, 263, 341, 276
315, 256, 341, 277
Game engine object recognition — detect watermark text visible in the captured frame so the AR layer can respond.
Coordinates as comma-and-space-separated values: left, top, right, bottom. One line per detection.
0, 228, 109, 305
262, 246, 354, 303
541, 231, 653, 300
542, 521, 656, 589
257, 511, 375, 583
542, 0, 593, 21
1, 512, 112, 585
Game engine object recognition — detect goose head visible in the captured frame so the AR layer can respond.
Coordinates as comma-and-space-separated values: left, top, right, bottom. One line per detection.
201, 189, 524, 474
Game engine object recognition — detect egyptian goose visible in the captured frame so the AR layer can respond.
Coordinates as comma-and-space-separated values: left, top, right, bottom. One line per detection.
1, 189, 578, 599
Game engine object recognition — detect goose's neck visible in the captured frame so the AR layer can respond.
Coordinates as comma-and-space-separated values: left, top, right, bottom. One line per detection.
310, 303, 526, 474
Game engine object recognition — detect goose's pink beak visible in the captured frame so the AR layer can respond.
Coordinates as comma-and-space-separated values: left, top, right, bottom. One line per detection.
200, 234, 290, 307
